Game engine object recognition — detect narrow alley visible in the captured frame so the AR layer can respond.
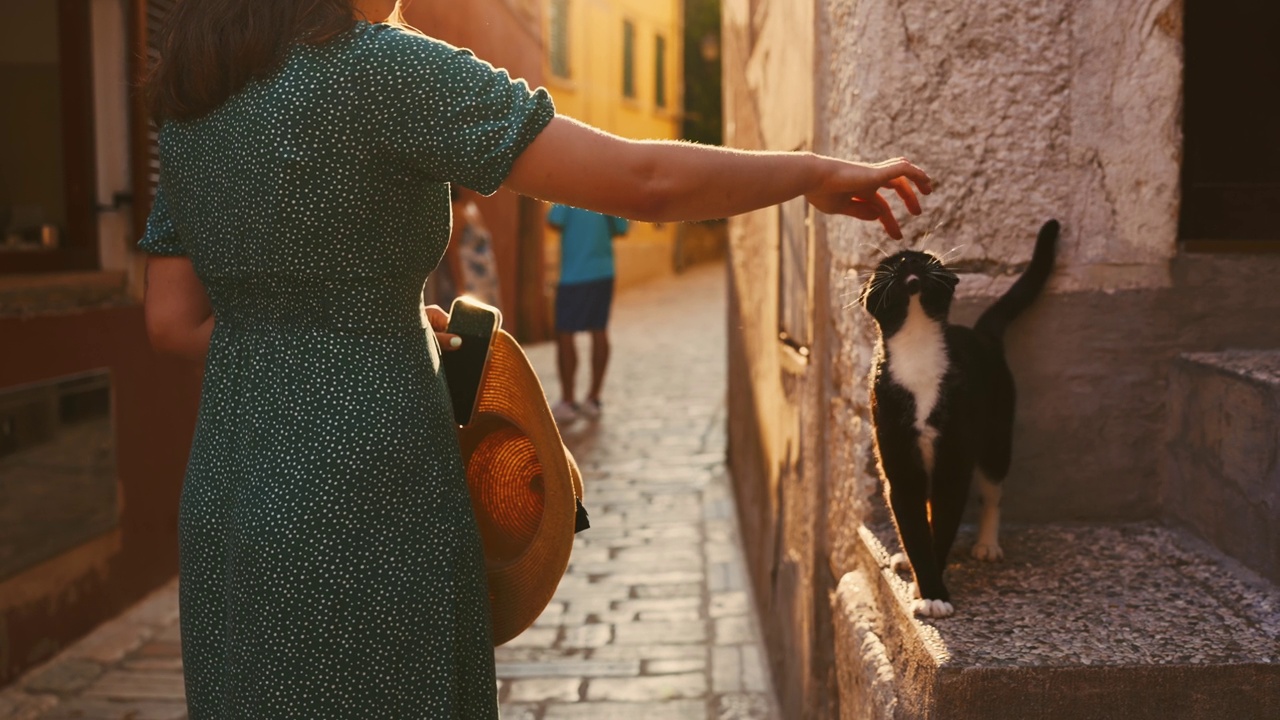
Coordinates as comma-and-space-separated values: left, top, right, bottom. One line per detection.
0, 262, 781, 720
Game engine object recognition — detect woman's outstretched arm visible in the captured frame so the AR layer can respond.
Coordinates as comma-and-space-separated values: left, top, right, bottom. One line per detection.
504, 115, 932, 238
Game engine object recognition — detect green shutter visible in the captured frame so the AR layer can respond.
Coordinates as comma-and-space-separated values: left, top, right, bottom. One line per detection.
654, 35, 667, 108
622, 20, 635, 98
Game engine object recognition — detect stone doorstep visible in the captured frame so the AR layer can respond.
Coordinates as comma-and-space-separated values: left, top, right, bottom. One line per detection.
1166, 350, 1280, 586
833, 518, 1280, 720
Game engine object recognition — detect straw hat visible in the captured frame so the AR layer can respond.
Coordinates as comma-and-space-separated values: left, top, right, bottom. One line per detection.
453, 324, 587, 646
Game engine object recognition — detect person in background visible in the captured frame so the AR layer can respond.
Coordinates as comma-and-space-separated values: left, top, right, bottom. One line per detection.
546, 205, 628, 423
434, 184, 502, 310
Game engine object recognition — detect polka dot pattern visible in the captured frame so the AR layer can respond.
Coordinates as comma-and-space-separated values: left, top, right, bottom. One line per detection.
138, 21, 554, 720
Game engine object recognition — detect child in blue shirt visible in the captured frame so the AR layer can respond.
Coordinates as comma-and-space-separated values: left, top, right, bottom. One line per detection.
547, 204, 629, 422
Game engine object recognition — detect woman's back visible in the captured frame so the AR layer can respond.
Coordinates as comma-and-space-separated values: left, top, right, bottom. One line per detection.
151, 22, 551, 329
139, 21, 554, 719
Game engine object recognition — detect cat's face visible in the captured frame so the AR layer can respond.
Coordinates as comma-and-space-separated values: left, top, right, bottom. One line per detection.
859, 250, 959, 331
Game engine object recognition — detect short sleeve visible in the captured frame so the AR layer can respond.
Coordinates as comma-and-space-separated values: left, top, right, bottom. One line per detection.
547, 205, 567, 229
609, 216, 629, 236
364, 26, 556, 196
137, 183, 186, 256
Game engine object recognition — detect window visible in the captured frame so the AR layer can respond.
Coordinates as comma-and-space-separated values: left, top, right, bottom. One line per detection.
548, 0, 570, 79
1180, 0, 1280, 248
0, 0, 98, 274
0, 371, 118, 581
778, 195, 811, 354
654, 34, 667, 109
622, 20, 636, 99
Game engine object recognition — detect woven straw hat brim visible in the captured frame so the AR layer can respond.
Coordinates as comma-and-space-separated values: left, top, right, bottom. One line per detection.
458, 329, 580, 647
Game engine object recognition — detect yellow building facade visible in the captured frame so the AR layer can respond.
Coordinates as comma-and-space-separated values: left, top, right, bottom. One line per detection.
542, 0, 684, 291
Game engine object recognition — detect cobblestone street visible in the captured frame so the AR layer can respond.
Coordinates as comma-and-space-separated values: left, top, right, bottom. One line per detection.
0, 261, 781, 720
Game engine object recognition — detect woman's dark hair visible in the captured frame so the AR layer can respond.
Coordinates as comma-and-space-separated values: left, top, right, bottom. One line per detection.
147, 0, 364, 122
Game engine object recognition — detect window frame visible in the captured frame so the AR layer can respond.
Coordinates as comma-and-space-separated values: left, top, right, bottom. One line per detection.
777, 193, 812, 356
0, 0, 100, 275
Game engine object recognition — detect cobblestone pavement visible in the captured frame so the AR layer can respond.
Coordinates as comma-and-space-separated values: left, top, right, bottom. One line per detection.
0, 261, 780, 720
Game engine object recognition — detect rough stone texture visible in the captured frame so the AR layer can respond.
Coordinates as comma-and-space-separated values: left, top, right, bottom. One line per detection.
831, 571, 898, 720
542, 700, 706, 720
834, 508, 1280, 719
819, 0, 1182, 289
1166, 350, 1280, 584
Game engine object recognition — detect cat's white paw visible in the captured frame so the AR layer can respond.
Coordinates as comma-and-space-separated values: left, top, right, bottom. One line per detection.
889, 552, 911, 573
970, 542, 1004, 562
912, 599, 955, 618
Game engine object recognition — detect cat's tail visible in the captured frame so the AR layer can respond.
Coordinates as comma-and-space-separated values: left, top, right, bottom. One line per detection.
974, 219, 1059, 340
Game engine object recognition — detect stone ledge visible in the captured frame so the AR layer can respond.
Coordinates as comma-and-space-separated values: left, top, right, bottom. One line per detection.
1166, 349, 1280, 584
833, 516, 1280, 720
1179, 349, 1280, 387
0, 272, 133, 318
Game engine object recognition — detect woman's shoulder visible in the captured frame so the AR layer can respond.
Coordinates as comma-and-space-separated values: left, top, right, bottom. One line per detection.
346, 20, 466, 68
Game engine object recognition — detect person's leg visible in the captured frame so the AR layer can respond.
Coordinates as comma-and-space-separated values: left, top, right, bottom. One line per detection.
581, 277, 614, 417
587, 329, 610, 404
556, 332, 578, 405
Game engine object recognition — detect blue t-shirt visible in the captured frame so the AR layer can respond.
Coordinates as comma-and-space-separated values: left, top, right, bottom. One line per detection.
548, 205, 628, 285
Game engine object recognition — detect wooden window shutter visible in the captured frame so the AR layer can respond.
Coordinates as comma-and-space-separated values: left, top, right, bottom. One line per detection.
128, 0, 175, 239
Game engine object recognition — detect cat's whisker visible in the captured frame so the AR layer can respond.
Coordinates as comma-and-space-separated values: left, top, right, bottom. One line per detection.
938, 244, 969, 262
865, 277, 894, 298
875, 279, 896, 314
856, 242, 892, 259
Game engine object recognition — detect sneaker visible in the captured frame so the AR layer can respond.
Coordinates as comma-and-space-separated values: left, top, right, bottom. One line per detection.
551, 401, 579, 424
580, 398, 603, 419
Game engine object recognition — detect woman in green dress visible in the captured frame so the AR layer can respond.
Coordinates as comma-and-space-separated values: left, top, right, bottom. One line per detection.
142, 1, 931, 717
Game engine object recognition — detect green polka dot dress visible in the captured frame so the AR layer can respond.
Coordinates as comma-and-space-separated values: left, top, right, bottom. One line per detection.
138, 22, 554, 719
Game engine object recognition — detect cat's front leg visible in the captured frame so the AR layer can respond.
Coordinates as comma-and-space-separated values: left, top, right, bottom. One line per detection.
880, 451, 953, 618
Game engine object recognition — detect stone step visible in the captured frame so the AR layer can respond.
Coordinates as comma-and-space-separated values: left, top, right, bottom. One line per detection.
1166, 349, 1280, 584
833, 515, 1280, 720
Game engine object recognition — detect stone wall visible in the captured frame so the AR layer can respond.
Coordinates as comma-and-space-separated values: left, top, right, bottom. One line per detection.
819, 0, 1188, 550
723, 0, 833, 715
725, 0, 1280, 716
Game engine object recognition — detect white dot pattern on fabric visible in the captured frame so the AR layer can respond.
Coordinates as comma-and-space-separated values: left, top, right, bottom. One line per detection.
138, 21, 554, 720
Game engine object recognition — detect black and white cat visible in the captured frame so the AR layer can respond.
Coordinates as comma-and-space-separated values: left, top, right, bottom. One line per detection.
859, 220, 1058, 617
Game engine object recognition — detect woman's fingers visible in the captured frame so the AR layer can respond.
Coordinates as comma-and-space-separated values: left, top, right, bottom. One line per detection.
848, 194, 901, 239
876, 159, 933, 195
885, 176, 922, 216
435, 331, 463, 351
423, 305, 463, 351
423, 304, 449, 332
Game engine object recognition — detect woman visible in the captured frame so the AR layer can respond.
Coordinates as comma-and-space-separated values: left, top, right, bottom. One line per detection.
142, 0, 931, 717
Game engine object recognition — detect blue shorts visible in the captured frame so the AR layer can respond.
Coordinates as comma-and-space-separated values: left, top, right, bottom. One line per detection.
555, 277, 614, 333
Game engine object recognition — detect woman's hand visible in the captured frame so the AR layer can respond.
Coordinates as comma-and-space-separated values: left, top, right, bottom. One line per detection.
424, 304, 463, 352
804, 157, 933, 240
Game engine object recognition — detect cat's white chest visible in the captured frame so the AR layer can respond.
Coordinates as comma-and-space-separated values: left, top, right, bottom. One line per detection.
885, 297, 946, 433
